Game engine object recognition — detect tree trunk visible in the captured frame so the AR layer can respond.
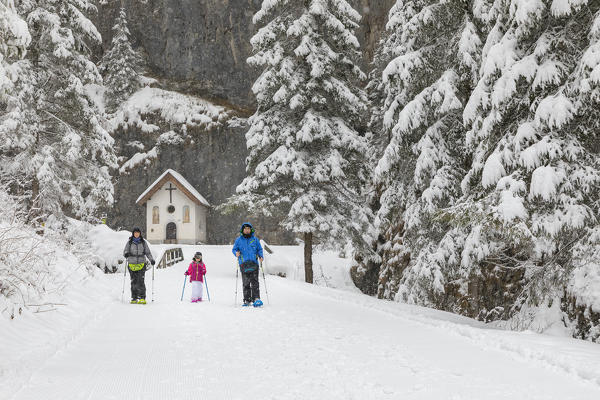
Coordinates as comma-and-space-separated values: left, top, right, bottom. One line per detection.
29, 133, 42, 225
304, 232, 313, 284
29, 176, 40, 225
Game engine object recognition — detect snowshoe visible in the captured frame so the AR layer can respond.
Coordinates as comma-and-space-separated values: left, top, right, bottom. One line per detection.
253, 299, 263, 307
138, 299, 147, 304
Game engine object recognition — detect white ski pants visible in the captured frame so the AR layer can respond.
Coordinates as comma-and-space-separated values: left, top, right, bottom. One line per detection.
191, 281, 204, 301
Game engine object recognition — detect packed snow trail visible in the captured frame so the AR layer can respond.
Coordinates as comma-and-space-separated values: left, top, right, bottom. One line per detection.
8, 246, 600, 400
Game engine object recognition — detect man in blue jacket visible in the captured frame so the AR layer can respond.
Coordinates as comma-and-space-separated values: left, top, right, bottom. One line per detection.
232, 222, 264, 307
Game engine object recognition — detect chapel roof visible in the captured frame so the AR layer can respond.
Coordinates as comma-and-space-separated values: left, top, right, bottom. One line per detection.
136, 169, 210, 207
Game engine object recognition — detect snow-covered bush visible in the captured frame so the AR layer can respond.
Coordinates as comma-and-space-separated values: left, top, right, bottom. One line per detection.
0, 187, 100, 320
86, 223, 130, 273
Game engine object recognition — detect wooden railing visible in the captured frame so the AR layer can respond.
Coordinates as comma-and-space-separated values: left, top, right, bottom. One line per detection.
157, 247, 184, 269
261, 240, 273, 254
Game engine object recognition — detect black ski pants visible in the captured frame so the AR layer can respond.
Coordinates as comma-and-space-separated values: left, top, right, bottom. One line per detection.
129, 268, 146, 300
241, 269, 260, 302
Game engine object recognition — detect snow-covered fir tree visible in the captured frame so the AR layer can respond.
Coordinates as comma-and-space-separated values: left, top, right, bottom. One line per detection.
100, 7, 143, 113
564, 1, 600, 340
0, 0, 30, 186
454, 0, 600, 327
348, 35, 393, 296
231, 0, 371, 282
361, 0, 600, 338
0, 0, 117, 222
0, 0, 30, 97
359, 0, 481, 303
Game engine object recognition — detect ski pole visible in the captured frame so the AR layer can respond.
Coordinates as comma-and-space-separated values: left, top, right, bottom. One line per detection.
204, 275, 211, 302
180, 275, 187, 302
152, 262, 155, 303
260, 259, 270, 305
121, 265, 127, 303
234, 258, 239, 306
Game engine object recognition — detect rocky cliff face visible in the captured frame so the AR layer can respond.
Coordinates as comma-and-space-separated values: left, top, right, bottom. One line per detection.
96, 0, 264, 110
94, 0, 395, 244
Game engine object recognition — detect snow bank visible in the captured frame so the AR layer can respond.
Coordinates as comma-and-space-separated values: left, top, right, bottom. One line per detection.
295, 277, 600, 389
118, 147, 158, 174
0, 219, 171, 396
110, 87, 230, 133
0, 192, 119, 395
263, 244, 359, 292
111, 87, 234, 174
86, 224, 177, 273
87, 224, 131, 272
0, 266, 115, 397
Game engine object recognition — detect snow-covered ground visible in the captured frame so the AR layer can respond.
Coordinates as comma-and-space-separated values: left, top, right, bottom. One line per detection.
2, 244, 600, 399
262, 245, 359, 291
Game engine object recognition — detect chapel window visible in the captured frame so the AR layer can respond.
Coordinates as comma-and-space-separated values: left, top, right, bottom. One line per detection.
152, 206, 159, 224
183, 205, 190, 223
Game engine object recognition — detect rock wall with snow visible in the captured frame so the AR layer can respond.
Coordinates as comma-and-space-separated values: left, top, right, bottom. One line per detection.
93, 0, 395, 243
95, 0, 394, 109
107, 87, 296, 244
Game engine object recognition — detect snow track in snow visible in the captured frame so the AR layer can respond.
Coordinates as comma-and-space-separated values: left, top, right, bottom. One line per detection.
6, 246, 600, 399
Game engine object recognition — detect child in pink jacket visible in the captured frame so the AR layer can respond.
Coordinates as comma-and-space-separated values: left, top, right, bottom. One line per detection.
185, 252, 206, 302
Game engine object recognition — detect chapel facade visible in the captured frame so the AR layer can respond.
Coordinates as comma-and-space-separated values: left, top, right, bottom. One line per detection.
136, 169, 210, 244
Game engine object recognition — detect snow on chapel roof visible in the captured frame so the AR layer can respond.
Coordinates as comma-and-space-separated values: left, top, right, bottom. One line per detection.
136, 169, 210, 207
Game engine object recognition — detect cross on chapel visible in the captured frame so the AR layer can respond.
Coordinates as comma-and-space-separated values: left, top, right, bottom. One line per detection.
166, 183, 177, 203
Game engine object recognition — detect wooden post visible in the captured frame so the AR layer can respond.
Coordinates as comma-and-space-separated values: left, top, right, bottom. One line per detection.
304, 232, 313, 284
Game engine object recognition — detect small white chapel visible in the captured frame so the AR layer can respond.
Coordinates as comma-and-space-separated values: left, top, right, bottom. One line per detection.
136, 169, 210, 244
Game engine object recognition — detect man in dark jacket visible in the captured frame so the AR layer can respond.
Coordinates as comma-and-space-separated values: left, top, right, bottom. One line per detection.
123, 227, 155, 304
232, 222, 264, 307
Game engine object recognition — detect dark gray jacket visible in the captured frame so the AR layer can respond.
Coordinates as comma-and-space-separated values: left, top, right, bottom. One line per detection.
123, 237, 155, 266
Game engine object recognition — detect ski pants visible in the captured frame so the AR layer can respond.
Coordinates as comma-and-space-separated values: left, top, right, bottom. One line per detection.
241, 269, 260, 302
191, 281, 204, 301
129, 268, 146, 300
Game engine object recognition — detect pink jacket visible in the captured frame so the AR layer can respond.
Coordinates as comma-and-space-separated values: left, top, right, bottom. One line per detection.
186, 262, 206, 282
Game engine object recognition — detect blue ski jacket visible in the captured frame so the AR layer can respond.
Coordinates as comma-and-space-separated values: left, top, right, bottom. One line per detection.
232, 222, 264, 265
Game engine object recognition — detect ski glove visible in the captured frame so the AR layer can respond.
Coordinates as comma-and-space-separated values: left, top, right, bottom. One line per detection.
151, 260, 155, 265
124, 252, 130, 258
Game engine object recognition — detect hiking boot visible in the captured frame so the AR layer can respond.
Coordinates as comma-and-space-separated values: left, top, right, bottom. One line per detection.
138, 299, 147, 304
253, 299, 263, 307
242, 301, 251, 307
130, 299, 137, 304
